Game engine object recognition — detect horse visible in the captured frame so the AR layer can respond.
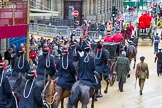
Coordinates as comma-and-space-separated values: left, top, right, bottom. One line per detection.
125, 43, 137, 69
42, 78, 71, 108
67, 81, 96, 108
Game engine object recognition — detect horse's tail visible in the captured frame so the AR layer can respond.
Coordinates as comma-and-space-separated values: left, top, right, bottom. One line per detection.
67, 84, 81, 108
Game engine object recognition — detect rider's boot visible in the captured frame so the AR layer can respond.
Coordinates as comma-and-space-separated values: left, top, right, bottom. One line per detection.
96, 89, 103, 98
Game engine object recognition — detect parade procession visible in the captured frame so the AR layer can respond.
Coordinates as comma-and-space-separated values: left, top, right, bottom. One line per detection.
1, 0, 162, 108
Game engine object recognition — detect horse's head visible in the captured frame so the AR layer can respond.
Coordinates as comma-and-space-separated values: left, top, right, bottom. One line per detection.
42, 78, 58, 105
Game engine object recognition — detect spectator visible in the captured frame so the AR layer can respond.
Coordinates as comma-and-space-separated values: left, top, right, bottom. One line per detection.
4, 48, 13, 65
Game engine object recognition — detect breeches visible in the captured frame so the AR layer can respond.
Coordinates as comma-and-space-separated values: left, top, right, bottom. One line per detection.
139, 79, 145, 92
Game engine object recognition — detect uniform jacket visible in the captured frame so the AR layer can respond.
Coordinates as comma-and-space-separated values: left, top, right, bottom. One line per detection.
139, 15, 146, 29
114, 56, 130, 83
112, 33, 124, 43
136, 62, 149, 79
19, 80, 43, 108
37, 55, 56, 80
0, 74, 16, 108
56, 56, 76, 90
77, 53, 98, 90
156, 52, 162, 63
95, 49, 110, 75
12, 56, 30, 77
104, 36, 113, 42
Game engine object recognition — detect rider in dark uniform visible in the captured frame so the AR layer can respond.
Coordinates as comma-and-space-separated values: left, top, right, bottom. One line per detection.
37, 46, 56, 80
95, 41, 110, 97
13, 49, 30, 77
19, 70, 44, 108
56, 47, 76, 90
0, 63, 16, 108
155, 49, 162, 76
77, 40, 98, 90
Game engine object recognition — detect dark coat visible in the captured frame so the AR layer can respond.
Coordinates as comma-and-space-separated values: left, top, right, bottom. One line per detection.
95, 49, 110, 75
77, 53, 98, 90
0, 74, 16, 108
37, 55, 56, 80
19, 80, 43, 108
4, 51, 12, 64
12, 55, 30, 77
56, 56, 76, 90
69, 45, 82, 62
156, 52, 162, 63
114, 56, 130, 83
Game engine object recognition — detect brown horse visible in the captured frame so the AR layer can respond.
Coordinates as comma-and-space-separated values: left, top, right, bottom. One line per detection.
125, 44, 137, 69
42, 78, 71, 108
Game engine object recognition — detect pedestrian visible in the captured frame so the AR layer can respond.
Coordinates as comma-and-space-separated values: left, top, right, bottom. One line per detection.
4, 48, 13, 65
114, 51, 130, 92
153, 33, 160, 54
154, 49, 162, 76
0, 62, 16, 108
19, 70, 44, 108
136, 56, 149, 95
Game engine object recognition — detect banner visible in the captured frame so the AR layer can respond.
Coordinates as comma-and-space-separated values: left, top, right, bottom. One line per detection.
0, 24, 27, 39
0, 1, 27, 38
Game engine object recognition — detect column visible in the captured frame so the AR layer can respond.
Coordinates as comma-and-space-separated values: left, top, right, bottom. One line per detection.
90, 0, 93, 15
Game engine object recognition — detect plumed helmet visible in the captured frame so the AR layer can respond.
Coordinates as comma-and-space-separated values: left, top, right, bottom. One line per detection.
82, 40, 91, 51
97, 40, 103, 49
140, 56, 145, 61
27, 70, 37, 80
61, 48, 69, 56
43, 46, 50, 55
0, 63, 6, 69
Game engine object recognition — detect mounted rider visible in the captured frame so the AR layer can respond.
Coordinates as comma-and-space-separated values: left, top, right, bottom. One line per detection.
19, 70, 45, 108
56, 47, 76, 90
77, 40, 98, 90
12, 48, 30, 77
95, 40, 110, 97
0, 62, 16, 108
36, 45, 56, 80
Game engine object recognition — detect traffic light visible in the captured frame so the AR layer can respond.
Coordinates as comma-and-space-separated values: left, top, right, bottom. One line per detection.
112, 6, 117, 17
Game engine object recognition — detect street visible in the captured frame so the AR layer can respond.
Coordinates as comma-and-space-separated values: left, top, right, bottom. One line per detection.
79, 31, 162, 108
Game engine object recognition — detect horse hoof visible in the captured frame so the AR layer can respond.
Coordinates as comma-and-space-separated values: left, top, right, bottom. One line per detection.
95, 98, 98, 101
104, 90, 107, 94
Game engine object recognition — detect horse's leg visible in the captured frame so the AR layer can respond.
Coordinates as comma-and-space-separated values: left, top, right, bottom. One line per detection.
54, 85, 63, 108
61, 99, 64, 108
104, 75, 109, 94
74, 100, 79, 108
91, 93, 95, 108
133, 57, 136, 69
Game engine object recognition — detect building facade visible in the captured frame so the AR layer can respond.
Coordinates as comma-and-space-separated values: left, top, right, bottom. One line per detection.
30, 0, 124, 24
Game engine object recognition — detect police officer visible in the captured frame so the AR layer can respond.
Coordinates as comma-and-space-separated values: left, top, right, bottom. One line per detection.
19, 70, 44, 108
55, 47, 76, 91
153, 33, 160, 54
136, 56, 149, 95
13, 49, 30, 77
95, 41, 110, 97
155, 49, 162, 76
0, 63, 16, 108
114, 51, 130, 92
77, 40, 98, 90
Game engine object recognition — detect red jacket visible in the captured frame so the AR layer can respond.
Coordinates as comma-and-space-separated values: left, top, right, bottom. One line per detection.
30, 50, 36, 60
112, 33, 124, 43
139, 15, 146, 29
104, 35, 113, 42
129, 24, 134, 36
